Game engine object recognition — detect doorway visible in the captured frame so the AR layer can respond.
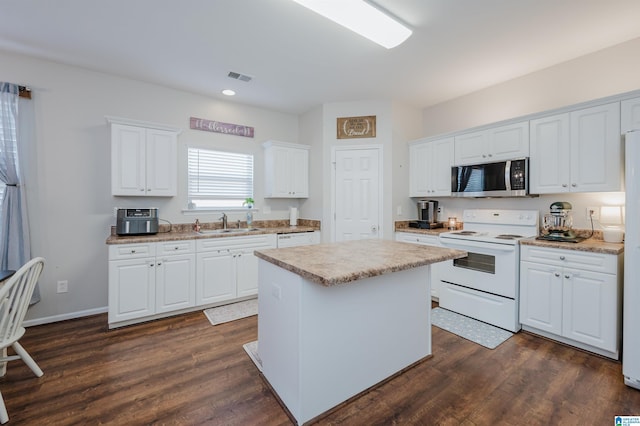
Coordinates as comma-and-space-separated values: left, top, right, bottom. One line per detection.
332, 145, 383, 242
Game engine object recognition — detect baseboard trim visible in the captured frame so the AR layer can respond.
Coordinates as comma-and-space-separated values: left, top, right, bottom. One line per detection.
24, 306, 108, 327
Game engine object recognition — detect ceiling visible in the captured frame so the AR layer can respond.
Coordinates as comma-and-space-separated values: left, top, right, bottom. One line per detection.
2, 0, 640, 115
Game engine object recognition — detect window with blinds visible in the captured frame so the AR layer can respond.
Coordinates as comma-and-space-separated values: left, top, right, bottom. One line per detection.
187, 147, 253, 209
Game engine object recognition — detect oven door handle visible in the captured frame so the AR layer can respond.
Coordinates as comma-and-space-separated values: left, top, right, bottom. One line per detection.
439, 238, 516, 252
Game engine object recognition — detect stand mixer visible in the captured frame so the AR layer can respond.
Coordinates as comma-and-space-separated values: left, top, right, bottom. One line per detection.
538, 201, 585, 243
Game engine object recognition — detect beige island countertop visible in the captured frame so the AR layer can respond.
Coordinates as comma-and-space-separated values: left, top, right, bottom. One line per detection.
254, 239, 466, 286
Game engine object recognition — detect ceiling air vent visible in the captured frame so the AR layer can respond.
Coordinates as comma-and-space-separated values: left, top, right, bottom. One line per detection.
227, 71, 252, 82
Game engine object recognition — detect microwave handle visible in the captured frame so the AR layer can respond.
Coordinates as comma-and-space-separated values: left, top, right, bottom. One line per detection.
505, 160, 512, 191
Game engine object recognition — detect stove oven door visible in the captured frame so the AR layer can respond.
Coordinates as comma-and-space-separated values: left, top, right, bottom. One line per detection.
438, 238, 518, 298
438, 238, 521, 331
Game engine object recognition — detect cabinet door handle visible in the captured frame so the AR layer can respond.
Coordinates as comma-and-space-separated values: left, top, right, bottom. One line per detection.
559, 256, 565, 260
564, 274, 571, 279
554, 272, 560, 277
562, 184, 568, 188
131, 250, 136, 254
571, 183, 577, 187
174, 247, 179, 250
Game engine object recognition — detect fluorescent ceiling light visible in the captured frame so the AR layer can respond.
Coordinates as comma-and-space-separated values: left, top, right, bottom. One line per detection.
222, 89, 236, 96
292, 0, 412, 49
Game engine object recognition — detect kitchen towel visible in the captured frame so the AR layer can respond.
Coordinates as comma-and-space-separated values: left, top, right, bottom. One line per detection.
289, 207, 298, 226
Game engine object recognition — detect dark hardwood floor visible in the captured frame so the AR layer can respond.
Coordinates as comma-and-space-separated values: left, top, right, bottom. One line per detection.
3, 306, 640, 425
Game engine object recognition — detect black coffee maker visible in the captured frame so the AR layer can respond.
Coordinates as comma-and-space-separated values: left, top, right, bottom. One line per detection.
409, 200, 443, 229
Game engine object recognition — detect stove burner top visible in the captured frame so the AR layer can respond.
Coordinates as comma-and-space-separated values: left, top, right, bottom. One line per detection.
495, 234, 523, 240
452, 231, 477, 235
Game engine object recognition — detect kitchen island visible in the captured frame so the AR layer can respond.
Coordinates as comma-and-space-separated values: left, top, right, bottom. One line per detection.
254, 239, 466, 425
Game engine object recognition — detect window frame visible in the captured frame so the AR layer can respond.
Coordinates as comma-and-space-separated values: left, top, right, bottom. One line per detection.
186, 146, 254, 212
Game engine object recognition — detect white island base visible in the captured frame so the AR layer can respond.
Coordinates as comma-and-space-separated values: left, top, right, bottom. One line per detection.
258, 260, 432, 425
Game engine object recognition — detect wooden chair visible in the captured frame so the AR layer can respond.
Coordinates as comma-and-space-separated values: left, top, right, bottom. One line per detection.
0, 257, 45, 424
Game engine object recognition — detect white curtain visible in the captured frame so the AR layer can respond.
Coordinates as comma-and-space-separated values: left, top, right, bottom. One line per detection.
0, 82, 39, 304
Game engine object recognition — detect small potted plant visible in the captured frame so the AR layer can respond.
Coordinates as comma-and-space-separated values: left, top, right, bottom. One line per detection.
243, 198, 254, 226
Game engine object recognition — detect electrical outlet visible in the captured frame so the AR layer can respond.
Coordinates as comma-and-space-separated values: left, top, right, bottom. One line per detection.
586, 206, 600, 221
57, 280, 68, 293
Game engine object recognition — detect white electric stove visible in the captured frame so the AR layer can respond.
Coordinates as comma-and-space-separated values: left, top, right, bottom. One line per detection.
438, 209, 539, 332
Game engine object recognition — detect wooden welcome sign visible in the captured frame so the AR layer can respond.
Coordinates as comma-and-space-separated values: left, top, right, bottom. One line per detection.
190, 117, 254, 138
337, 115, 376, 139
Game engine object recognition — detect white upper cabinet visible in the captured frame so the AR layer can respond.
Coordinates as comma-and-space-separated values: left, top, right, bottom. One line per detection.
454, 121, 529, 165
409, 137, 453, 197
108, 117, 180, 197
621, 96, 640, 133
263, 140, 310, 198
530, 102, 621, 194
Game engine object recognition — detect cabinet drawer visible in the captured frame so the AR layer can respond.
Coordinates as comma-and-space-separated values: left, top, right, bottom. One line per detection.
109, 243, 156, 260
521, 245, 617, 274
197, 234, 277, 252
156, 240, 196, 255
395, 232, 441, 246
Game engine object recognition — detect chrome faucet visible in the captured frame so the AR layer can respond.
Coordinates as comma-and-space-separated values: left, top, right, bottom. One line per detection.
219, 212, 228, 230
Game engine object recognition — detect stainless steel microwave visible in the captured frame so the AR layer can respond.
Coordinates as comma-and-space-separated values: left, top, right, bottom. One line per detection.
451, 158, 530, 197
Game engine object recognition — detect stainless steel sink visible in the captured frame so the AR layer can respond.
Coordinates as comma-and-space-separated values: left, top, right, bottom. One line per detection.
198, 228, 260, 235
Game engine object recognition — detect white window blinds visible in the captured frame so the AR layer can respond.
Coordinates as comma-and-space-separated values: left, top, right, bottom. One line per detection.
188, 147, 253, 209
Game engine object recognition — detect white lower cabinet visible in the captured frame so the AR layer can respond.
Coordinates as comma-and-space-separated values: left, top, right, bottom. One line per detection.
155, 242, 196, 313
395, 232, 443, 300
108, 234, 277, 328
519, 245, 622, 359
196, 234, 277, 305
108, 240, 196, 325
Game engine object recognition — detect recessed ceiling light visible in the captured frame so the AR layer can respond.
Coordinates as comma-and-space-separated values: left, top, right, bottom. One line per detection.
292, 0, 412, 49
222, 89, 236, 96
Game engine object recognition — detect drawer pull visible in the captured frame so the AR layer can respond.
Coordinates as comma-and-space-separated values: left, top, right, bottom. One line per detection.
559, 256, 565, 260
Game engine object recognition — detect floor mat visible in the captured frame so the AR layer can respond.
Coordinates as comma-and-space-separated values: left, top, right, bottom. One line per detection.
203, 299, 258, 326
431, 307, 513, 349
243, 340, 262, 372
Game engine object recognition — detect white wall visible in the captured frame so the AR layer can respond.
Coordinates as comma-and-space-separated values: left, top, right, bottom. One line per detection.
0, 50, 299, 324
422, 37, 640, 136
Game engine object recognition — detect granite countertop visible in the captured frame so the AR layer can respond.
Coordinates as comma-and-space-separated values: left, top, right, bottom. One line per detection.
254, 239, 466, 287
105, 219, 320, 245
394, 220, 456, 236
520, 236, 624, 255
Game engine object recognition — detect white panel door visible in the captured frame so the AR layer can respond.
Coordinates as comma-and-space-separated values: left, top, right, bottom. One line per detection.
570, 102, 621, 192
111, 124, 146, 195
146, 129, 177, 196
562, 268, 617, 352
156, 253, 195, 313
334, 148, 380, 242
